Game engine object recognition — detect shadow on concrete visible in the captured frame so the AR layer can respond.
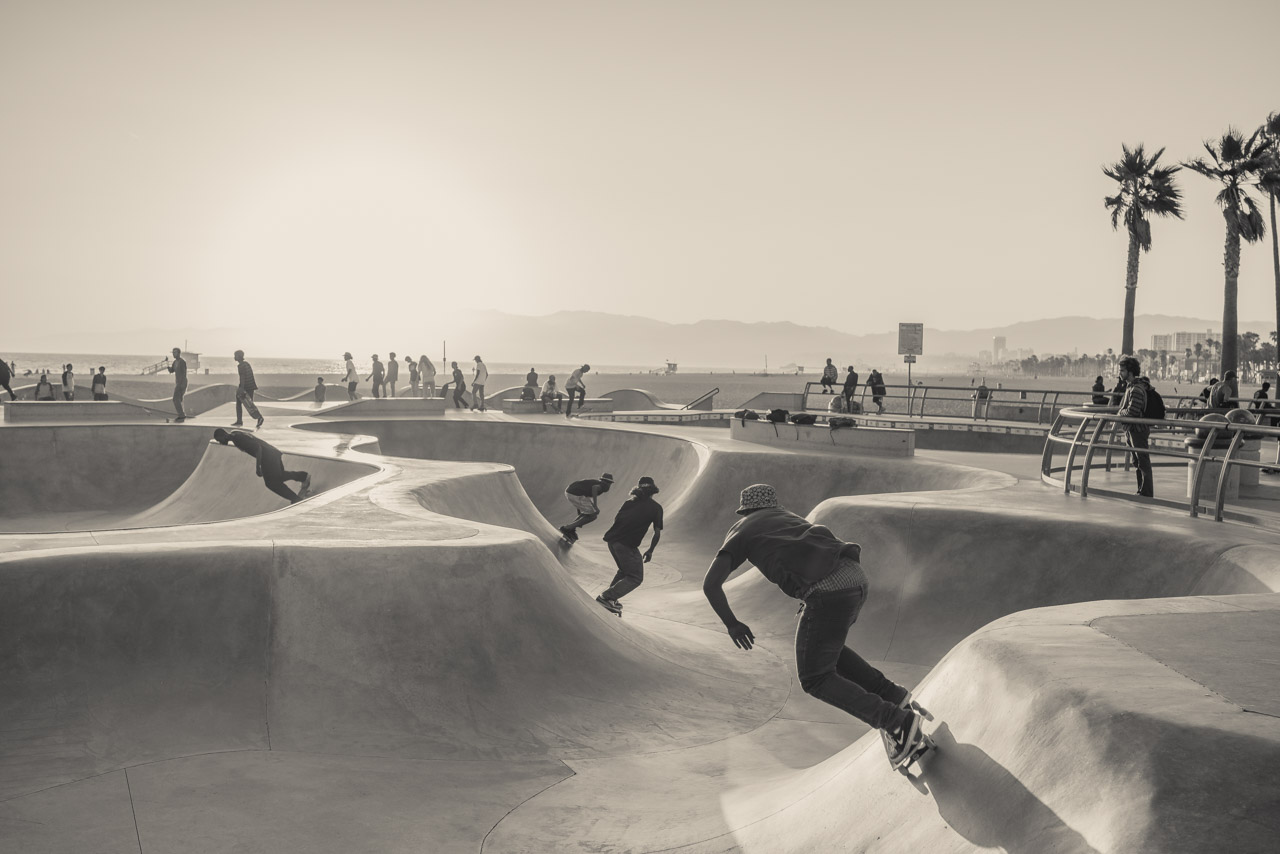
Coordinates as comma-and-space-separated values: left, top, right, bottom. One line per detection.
924, 723, 1100, 854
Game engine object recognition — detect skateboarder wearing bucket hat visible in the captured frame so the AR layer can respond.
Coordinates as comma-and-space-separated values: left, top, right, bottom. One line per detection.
558, 472, 615, 542
595, 476, 663, 615
702, 483, 928, 767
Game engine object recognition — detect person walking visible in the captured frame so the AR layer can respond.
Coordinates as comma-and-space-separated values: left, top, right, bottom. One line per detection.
232, 349, 264, 429
367, 355, 385, 398
449, 361, 467, 409
0, 356, 14, 401
167, 348, 189, 420
471, 355, 489, 411
407, 356, 419, 396
91, 367, 108, 400
595, 477, 663, 616
841, 366, 859, 412
820, 358, 838, 394
60, 363, 75, 400
419, 354, 436, 398
213, 428, 312, 503
1116, 356, 1154, 498
341, 352, 359, 401
565, 364, 590, 418
386, 351, 400, 398
701, 483, 925, 765
558, 473, 614, 542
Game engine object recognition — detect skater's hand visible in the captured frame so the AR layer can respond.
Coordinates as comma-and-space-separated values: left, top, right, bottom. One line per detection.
643, 550, 653, 563
727, 621, 755, 650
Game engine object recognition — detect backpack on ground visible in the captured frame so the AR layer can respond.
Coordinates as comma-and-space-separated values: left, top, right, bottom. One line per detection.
766, 409, 789, 423
734, 408, 760, 425
789, 413, 817, 426
1143, 385, 1166, 420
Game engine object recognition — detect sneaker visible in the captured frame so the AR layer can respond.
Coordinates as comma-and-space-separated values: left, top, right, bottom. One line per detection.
595, 595, 623, 614
559, 526, 576, 540
174, 416, 186, 423
887, 710, 922, 766
256, 416, 265, 429
300, 473, 313, 498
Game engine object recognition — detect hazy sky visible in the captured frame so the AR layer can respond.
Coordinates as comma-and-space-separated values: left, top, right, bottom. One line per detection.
2, 0, 1277, 349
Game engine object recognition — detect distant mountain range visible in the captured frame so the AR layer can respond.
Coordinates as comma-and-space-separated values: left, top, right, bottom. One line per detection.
10, 311, 1271, 371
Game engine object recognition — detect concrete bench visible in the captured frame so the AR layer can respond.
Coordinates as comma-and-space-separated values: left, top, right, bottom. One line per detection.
3, 401, 162, 422
731, 418, 914, 456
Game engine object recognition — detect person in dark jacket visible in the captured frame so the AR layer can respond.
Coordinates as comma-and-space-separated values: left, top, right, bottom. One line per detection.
841, 366, 859, 411
213, 428, 311, 503
1116, 356, 1154, 497
0, 357, 15, 400
1091, 376, 1108, 405
702, 483, 925, 766
167, 348, 188, 421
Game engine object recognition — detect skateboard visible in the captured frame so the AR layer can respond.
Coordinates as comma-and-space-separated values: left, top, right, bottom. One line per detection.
558, 535, 575, 548
882, 700, 937, 775
595, 595, 622, 617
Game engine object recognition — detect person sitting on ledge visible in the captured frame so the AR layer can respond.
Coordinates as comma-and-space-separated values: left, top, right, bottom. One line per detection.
213, 428, 312, 503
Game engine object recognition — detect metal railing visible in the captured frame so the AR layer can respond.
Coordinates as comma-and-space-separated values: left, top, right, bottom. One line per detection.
1041, 405, 1278, 522
799, 381, 1230, 426
683, 387, 719, 410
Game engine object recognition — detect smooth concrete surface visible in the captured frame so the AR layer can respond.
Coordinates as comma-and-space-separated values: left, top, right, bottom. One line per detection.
3, 400, 164, 422
312, 396, 447, 416
1, 411, 1278, 852
731, 417, 915, 456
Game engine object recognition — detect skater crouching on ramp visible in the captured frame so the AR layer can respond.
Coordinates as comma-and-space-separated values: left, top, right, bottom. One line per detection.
558, 473, 614, 542
702, 483, 926, 765
213, 428, 312, 504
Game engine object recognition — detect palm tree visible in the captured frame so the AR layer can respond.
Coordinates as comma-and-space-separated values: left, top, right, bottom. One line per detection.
1257, 112, 1280, 370
1103, 144, 1185, 355
1184, 128, 1270, 394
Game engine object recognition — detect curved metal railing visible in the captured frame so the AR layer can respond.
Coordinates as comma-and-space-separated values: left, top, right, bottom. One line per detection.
1041, 405, 1277, 522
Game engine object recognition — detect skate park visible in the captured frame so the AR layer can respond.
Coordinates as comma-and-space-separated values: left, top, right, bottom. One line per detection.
2, 394, 1277, 854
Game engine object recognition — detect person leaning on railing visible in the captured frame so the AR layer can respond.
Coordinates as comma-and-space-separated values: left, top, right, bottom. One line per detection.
1116, 356, 1154, 498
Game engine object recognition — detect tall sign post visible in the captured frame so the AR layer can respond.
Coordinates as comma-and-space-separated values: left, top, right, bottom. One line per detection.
898, 323, 924, 415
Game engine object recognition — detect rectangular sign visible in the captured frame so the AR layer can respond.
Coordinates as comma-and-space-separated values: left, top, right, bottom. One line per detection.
903, 354, 916, 363
898, 323, 924, 355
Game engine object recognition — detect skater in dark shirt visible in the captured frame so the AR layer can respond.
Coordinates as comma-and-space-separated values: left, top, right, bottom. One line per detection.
595, 477, 663, 615
702, 484, 925, 764
314, 377, 327, 405
386, 352, 399, 398
448, 361, 467, 408
167, 348, 188, 421
232, 350, 264, 428
1091, 376, 1108, 405
0, 357, 16, 400
367, 355, 385, 399
558, 473, 614, 541
213, 428, 312, 503
841, 366, 859, 411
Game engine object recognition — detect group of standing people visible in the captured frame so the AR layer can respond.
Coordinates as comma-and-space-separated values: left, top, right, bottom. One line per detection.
344, 352, 441, 402
819, 360, 887, 414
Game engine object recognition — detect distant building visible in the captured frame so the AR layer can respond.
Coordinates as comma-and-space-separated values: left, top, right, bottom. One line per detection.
1151, 334, 1172, 351
1174, 330, 1215, 352
992, 336, 1006, 362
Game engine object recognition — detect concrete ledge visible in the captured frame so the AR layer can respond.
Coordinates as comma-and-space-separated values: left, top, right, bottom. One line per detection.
731, 418, 913, 456
501, 399, 556, 414
570, 398, 615, 413
311, 398, 447, 417
3, 401, 163, 422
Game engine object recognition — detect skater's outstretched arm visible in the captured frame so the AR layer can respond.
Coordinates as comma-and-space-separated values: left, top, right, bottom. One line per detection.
703, 553, 754, 650
643, 528, 660, 563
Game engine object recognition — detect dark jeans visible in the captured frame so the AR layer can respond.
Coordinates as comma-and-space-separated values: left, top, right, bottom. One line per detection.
602, 541, 644, 601
452, 385, 466, 408
347, 381, 358, 401
795, 586, 906, 730
235, 388, 261, 423
471, 384, 485, 410
372, 380, 383, 398
261, 455, 307, 503
93, 392, 108, 401
1128, 427, 1153, 497
565, 387, 585, 415
173, 384, 187, 418
1, 380, 13, 400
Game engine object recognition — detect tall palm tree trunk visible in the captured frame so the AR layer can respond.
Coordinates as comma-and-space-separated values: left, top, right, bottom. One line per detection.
1271, 191, 1279, 368
1122, 233, 1140, 355
1223, 220, 1241, 397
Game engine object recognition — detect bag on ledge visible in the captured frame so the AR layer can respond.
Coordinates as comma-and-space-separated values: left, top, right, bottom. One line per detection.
789, 413, 817, 425
766, 409, 789, 423
829, 417, 856, 429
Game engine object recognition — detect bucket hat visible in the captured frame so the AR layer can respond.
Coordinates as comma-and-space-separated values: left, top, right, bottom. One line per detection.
736, 483, 778, 515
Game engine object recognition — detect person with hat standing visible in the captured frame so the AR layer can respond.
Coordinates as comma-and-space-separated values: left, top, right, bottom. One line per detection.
701, 483, 927, 767
595, 476, 663, 615
558, 472, 615, 542
341, 352, 360, 401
